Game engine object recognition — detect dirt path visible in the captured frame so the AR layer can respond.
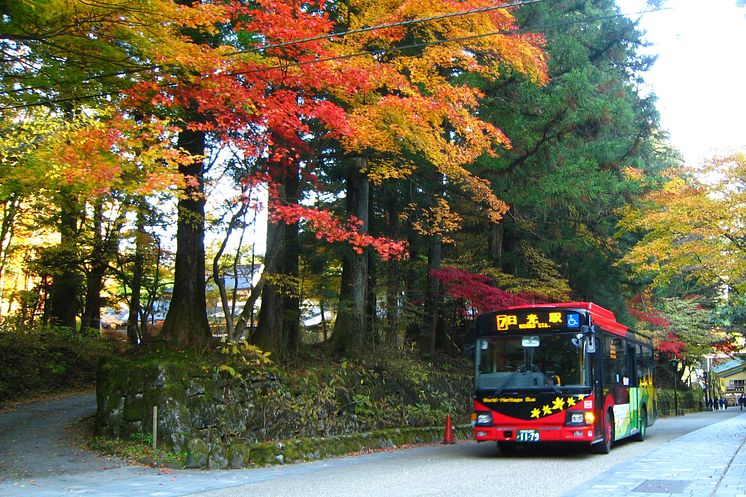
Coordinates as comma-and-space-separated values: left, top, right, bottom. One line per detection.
0, 392, 127, 481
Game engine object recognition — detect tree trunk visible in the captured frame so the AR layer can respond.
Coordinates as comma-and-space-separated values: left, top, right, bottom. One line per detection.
232, 222, 281, 339
81, 199, 105, 333
320, 300, 328, 342
366, 248, 377, 347
253, 213, 286, 354
282, 169, 301, 355
488, 222, 503, 263
47, 189, 80, 329
423, 237, 442, 356
212, 202, 248, 339
329, 159, 369, 355
127, 207, 147, 345
160, 128, 212, 347
384, 194, 402, 349
0, 195, 20, 314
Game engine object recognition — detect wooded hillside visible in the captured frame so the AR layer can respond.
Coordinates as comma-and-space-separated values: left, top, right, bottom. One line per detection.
1, 0, 743, 364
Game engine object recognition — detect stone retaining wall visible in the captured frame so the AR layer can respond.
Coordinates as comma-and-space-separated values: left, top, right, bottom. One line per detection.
95, 355, 473, 468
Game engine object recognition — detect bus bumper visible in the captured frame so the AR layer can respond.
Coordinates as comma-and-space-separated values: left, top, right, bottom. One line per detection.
473, 426, 595, 443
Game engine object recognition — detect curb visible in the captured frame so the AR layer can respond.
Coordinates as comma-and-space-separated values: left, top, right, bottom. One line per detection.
185, 424, 473, 469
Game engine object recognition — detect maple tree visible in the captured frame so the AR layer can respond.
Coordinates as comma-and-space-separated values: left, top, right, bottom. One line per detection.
0, 0, 197, 333
294, 0, 550, 355
431, 266, 533, 317
626, 292, 729, 360
618, 153, 746, 294
3, 0, 715, 369
618, 152, 746, 358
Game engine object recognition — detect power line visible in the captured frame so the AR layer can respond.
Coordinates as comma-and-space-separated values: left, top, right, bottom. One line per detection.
231, 7, 667, 77
0, 6, 667, 111
225, 0, 545, 56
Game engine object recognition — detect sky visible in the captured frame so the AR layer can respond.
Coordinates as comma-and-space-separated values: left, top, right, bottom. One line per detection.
617, 0, 746, 166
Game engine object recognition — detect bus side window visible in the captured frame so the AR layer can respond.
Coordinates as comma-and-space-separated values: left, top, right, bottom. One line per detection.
604, 337, 627, 385
603, 337, 615, 385
618, 339, 629, 385
635, 344, 645, 384
641, 345, 654, 385
627, 343, 638, 385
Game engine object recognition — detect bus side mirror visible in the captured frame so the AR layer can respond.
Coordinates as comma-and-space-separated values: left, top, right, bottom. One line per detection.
580, 324, 597, 353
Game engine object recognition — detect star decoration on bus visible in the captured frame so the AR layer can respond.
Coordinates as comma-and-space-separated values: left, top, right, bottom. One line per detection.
552, 397, 565, 410
523, 395, 588, 420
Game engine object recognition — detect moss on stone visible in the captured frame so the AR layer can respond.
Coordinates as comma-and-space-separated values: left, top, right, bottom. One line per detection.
96, 353, 474, 469
227, 443, 251, 469
185, 438, 209, 468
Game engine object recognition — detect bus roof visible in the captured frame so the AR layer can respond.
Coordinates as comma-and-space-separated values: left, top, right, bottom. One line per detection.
506, 302, 629, 337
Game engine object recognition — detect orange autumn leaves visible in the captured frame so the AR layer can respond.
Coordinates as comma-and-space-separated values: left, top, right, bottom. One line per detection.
337, 0, 548, 225
38, 0, 548, 255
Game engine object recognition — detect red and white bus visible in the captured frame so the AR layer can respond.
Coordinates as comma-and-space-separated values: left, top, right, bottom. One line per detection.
472, 302, 657, 454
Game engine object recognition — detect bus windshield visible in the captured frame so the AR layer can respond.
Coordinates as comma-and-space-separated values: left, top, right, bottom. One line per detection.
475, 333, 590, 391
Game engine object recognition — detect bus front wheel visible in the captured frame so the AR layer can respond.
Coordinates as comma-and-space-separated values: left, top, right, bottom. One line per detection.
593, 410, 614, 454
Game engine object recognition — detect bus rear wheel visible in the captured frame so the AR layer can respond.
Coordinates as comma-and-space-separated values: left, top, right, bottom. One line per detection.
593, 410, 614, 454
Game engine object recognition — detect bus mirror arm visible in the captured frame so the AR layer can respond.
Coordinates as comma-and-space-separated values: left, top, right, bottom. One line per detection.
580, 325, 597, 353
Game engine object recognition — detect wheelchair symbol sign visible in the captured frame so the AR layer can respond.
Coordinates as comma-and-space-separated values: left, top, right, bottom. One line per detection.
566, 313, 580, 328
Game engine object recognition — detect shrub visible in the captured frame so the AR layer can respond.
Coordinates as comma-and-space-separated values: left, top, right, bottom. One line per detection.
0, 324, 120, 401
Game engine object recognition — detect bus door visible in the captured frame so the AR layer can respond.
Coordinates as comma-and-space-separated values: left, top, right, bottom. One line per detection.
603, 336, 631, 438
627, 342, 640, 435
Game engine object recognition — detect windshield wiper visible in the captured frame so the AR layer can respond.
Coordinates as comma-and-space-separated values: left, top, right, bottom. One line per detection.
494, 371, 521, 395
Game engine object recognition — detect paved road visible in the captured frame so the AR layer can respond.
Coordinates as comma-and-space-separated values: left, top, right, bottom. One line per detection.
192, 410, 745, 497
0, 392, 129, 480
0, 393, 742, 497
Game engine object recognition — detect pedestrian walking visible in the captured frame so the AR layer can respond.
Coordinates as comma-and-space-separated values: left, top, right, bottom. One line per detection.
739, 394, 744, 411
707, 398, 713, 411
719, 397, 726, 410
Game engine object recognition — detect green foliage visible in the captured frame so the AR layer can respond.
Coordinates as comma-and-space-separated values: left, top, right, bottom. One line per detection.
452, 0, 669, 316
712, 294, 746, 333
657, 387, 705, 415
0, 324, 120, 401
88, 434, 186, 469
351, 393, 374, 417
216, 337, 272, 380
132, 431, 153, 446
202, 351, 467, 438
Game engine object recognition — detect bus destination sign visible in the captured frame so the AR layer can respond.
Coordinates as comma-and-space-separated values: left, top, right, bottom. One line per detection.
495, 310, 583, 332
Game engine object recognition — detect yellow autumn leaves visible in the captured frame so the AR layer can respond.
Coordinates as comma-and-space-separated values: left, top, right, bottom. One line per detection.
617, 152, 746, 294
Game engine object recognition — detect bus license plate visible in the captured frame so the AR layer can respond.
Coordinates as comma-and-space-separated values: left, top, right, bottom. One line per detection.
516, 430, 540, 442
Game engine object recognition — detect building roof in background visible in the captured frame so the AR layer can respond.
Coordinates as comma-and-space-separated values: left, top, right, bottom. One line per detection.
713, 358, 746, 376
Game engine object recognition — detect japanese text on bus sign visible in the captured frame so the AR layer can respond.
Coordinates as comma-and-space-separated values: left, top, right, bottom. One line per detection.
495, 311, 582, 332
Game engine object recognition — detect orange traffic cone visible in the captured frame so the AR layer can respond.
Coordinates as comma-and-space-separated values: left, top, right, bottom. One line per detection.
443, 414, 455, 444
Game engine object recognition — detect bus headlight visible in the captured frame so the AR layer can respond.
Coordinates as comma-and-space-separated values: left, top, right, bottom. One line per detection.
566, 411, 594, 426
475, 412, 493, 426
